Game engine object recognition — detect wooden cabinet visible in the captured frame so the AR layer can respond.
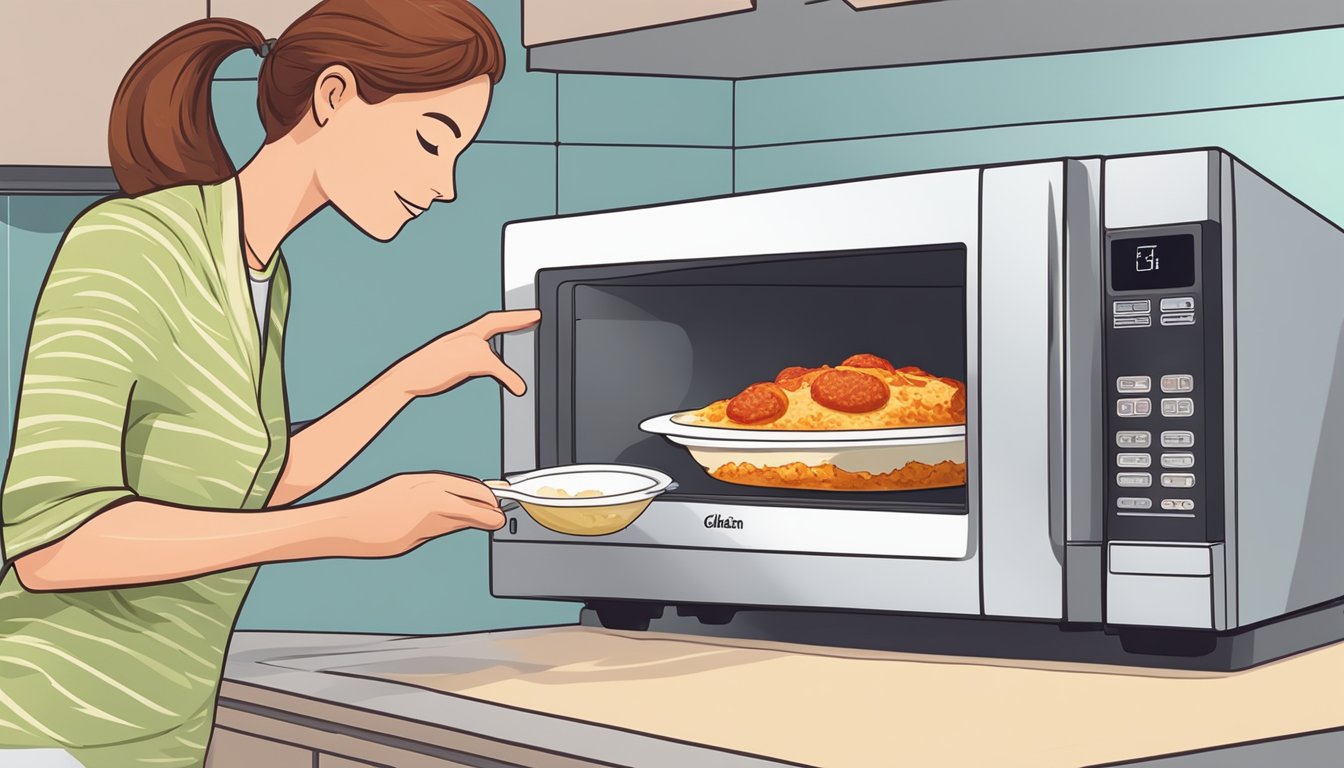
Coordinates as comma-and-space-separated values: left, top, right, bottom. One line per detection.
526, 2, 1344, 79
207, 718, 480, 768
206, 728, 313, 768
207, 700, 593, 768
318, 756, 381, 768
0, 0, 311, 175
844, 0, 943, 7
522, 0, 751, 45
0, 1, 206, 168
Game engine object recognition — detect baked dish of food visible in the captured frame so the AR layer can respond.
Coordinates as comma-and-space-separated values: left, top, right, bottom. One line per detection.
708, 459, 966, 491
642, 354, 968, 493
674, 353, 967, 431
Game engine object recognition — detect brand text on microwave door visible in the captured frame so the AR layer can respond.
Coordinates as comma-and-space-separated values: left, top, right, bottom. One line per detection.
705, 514, 745, 530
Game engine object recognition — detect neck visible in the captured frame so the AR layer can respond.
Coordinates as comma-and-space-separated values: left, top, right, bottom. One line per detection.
235, 136, 327, 270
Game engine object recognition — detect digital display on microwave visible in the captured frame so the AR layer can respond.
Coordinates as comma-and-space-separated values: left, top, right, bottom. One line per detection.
1111, 234, 1196, 291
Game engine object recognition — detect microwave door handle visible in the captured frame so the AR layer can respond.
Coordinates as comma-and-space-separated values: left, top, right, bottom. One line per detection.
1046, 191, 1065, 552
1047, 194, 1059, 347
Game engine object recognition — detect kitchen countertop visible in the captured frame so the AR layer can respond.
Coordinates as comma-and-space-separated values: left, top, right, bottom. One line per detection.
220, 626, 1344, 767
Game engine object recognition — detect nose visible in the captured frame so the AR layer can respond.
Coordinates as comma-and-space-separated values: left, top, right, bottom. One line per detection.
432, 182, 455, 204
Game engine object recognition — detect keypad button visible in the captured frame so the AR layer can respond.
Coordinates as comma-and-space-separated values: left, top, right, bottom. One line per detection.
1118, 398, 1152, 418
1160, 312, 1196, 326
1161, 430, 1195, 448
1117, 431, 1152, 448
1161, 453, 1195, 469
1117, 453, 1152, 468
1161, 498, 1196, 511
1114, 300, 1152, 315
1117, 472, 1153, 488
1114, 316, 1152, 329
1160, 297, 1195, 312
1117, 497, 1153, 510
1160, 374, 1194, 394
1117, 375, 1151, 393
1161, 398, 1195, 418
1161, 473, 1196, 489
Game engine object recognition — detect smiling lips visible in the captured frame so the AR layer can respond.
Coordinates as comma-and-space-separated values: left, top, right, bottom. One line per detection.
396, 192, 428, 218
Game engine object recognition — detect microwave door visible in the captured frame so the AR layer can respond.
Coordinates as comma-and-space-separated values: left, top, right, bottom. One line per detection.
497, 161, 1069, 620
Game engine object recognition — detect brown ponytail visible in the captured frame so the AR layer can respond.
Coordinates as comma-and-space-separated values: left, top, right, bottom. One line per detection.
110, 19, 265, 197
108, 0, 505, 198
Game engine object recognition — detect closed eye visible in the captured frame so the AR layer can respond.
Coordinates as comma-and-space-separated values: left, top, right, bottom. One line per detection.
417, 131, 439, 156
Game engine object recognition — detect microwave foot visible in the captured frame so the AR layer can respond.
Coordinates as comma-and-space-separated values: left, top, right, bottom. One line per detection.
1118, 627, 1219, 658
589, 600, 664, 631
676, 604, 739, 625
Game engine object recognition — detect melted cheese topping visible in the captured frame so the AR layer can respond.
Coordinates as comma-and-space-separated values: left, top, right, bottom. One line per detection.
676, 365, 965, 430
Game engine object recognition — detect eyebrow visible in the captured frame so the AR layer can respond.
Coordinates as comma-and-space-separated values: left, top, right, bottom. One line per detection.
423, 112, 461, 139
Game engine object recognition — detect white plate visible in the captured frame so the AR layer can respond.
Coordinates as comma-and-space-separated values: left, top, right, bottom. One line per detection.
638, 412, 965, 449
640, 412, 967, 487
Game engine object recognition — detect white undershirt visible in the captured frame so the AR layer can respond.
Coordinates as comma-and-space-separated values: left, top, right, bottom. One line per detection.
248, 269, 272, 355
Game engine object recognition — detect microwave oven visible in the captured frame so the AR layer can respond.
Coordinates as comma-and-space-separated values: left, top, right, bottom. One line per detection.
490, 149, 1344, 670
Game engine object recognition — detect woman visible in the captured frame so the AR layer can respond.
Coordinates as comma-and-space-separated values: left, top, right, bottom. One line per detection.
0, 2, 532, 765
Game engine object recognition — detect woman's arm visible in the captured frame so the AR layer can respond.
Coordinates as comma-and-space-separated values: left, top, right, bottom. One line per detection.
270, 310, 538, 506
13, 497, 356, 591
269, 368, 414, 507
13, 471, 506, 592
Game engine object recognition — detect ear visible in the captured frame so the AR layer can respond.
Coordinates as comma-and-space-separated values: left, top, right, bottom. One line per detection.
311, 64, 359, 128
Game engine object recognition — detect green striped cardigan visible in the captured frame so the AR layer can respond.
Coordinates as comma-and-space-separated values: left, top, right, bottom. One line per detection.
1, 178, 291, 767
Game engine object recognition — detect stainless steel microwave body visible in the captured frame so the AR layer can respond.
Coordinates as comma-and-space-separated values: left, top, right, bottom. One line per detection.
492, 149, 1344, 668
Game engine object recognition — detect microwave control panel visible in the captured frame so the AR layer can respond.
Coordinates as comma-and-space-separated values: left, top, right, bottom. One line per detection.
1102, 223, 1224, 544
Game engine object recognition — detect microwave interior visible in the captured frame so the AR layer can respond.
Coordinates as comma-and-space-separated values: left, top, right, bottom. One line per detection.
535, 245, 968, 514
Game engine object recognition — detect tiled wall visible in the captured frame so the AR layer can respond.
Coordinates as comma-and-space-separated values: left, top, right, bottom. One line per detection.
5, 11, 1343, 633
732, 26, 1344, 224
557, 75, 733, 212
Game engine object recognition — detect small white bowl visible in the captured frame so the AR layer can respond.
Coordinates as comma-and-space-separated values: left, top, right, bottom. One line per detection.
490, 464, 676, 536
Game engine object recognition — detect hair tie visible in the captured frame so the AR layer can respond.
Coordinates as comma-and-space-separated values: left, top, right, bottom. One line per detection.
258, 38, 277, 58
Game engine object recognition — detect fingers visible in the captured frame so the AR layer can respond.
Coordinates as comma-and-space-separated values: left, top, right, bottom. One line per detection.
439, 476, 503, 508
416, 470, 499, 507
486, 356, 527, 397
469, 507, 508, 531
444, 496, 507, 531
470, 309, 541, 337
435, 475, 507, 530
458, 496, 504, 515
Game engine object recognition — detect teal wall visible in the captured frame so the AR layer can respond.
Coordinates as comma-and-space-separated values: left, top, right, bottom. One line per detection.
733, 26, 1344, 224
4, 12, 1343, 633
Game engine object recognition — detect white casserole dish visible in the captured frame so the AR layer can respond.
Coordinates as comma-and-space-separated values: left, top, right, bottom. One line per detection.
639, 413, 966, 492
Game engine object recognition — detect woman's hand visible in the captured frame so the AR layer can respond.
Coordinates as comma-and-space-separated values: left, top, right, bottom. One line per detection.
391, 309, 540, 398
340, 471, 506, 558
271, 309, 539, 508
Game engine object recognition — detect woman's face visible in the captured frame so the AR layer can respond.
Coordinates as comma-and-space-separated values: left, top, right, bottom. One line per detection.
312, 72, 493, 241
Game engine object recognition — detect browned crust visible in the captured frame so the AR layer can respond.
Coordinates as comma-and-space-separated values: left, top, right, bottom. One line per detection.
710, 460, 967, 491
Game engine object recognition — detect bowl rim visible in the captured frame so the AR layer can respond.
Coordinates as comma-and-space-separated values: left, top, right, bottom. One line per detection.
500, 463, 675, 507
